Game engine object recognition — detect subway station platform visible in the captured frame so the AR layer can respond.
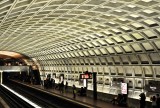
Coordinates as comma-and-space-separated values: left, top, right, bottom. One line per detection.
11, 80, 125, 108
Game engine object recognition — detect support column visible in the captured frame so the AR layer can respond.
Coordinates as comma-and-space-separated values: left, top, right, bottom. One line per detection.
93, 72, 97, 100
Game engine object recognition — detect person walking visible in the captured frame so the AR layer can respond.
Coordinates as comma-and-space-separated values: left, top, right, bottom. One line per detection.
139, 92, 146, 108
72, 84, 76, 99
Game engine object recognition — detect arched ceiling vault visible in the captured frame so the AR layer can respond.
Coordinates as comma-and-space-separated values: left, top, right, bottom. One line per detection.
0, 0, 160, 65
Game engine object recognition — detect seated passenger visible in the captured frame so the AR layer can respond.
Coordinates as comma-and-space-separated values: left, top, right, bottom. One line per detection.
78, 87, 84, 96
118, 94, 127, 106
111, 94, 122, 105
78, 87, 87, 96
83, 87, 87, 96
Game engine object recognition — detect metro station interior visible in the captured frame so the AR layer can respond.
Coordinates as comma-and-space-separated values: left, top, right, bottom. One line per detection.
0, 0, 160, 108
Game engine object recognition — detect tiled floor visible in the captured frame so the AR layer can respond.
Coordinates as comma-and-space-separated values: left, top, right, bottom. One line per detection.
16, 81, 126, 108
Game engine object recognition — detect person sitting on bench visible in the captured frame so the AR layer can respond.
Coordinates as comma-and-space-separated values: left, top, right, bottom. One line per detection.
111, 94, 123, 105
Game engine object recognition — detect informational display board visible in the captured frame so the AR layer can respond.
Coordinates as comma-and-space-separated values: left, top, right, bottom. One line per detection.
121, 83, 128, 94
145, 80, 160, 93
80, 73, 92, 79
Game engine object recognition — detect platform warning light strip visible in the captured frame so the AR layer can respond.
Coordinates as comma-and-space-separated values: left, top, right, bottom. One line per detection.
1, 84, 42, 108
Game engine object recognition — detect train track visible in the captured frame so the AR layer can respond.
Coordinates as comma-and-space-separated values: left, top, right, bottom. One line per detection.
5, 80, 91, 108
4, 83, 60, 108
0, 85, 34, 108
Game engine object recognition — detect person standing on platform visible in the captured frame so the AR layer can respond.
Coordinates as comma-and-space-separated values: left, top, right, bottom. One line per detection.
65, 81, 68, 92
139, 92, 146, 108
156, 94, 160, 108
72, 84, 76, 99
150, 95, 157, 108
52, 79, 55, 89
60, 81, 64, 93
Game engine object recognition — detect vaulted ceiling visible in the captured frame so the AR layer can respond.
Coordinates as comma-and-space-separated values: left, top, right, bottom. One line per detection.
0, 0, 160, 65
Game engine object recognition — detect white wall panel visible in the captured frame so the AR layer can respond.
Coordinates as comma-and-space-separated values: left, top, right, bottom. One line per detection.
92, 66, 98, 73
104, 76, 110, 85
142, 66, 153, 77
88, 66, 92, 72
83, 66, 87, 72
109, 66, 117, 75
98, 66, 104, 74
124, 66, 134, 76
75, 66, 79, 73
153, 66, 160, 77
104, 66, 110, 75
134, 66, 142, 76
116, 66, 123, 75
135, 78, 143, 89
79, 66, 83, 73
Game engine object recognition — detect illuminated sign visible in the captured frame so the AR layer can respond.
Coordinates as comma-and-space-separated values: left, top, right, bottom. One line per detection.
121, 83, 128, 94
80, 73, 92, 79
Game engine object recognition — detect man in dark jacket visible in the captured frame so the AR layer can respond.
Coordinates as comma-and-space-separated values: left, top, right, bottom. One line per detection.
139, 93, 146, 108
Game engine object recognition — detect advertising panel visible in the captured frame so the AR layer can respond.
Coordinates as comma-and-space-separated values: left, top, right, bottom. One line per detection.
121, 83, 128, 94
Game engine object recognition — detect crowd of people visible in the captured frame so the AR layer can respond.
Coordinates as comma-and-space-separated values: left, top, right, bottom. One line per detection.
43, 77, 69, 94
42, 77, 88, 99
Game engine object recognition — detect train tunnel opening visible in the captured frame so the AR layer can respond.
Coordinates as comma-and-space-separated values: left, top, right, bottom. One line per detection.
2, 69, 41, 85
2, 71, 29, 83
2, 72, 12, 83
0, 51, 41, 85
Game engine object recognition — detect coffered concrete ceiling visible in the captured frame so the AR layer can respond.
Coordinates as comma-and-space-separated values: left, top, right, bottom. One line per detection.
0, 0, 160, 65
